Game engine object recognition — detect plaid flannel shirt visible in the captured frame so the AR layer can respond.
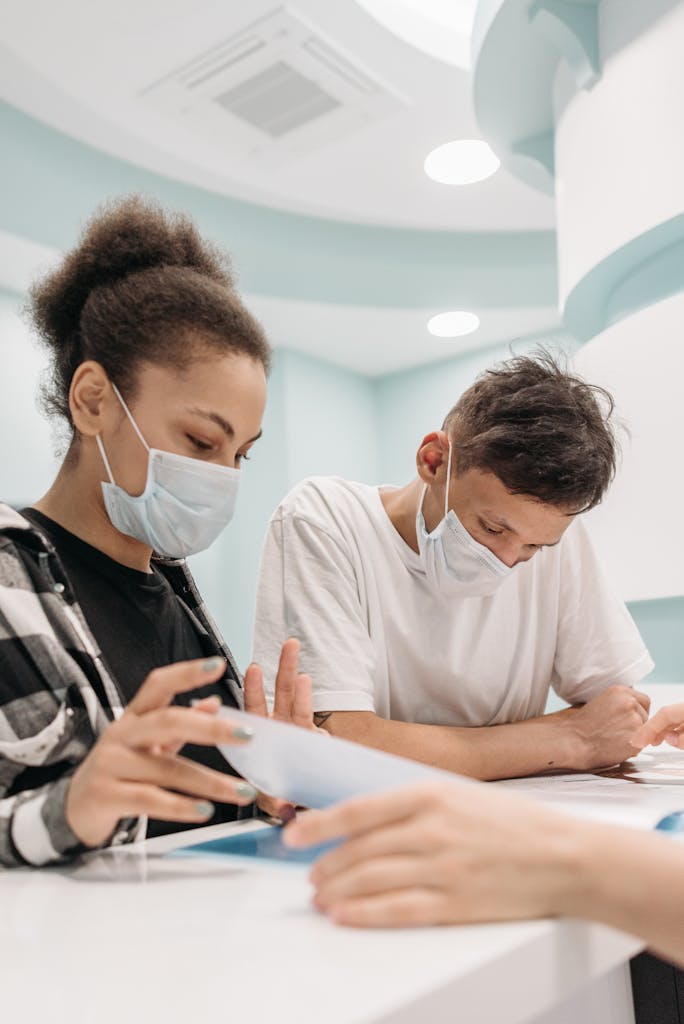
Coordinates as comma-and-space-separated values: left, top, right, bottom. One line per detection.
0, 502, 243, 868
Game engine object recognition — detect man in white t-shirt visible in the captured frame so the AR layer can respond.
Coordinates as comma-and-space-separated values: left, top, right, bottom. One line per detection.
252, 353, 653, 779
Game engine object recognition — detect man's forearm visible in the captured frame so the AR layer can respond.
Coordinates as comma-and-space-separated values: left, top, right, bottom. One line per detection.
319, 710, 587, 781
553, 821, 684, 969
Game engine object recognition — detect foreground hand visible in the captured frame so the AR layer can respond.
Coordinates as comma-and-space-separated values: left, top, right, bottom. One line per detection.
284, 781, 578, 928
568, 685, 650, 770
632, 702, 684, 750
66, 657, 257, 848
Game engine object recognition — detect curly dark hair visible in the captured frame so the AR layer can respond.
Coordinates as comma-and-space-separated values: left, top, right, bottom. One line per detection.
443, 350, 618, 513
28, 195, 271, 427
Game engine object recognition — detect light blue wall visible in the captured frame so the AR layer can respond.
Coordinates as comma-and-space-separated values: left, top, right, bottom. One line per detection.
628, 598, 684, 684
279, 348, 380, 485
0, 289, 60, 504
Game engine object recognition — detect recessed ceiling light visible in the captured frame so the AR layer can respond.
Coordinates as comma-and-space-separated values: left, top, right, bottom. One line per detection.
424, 139, 500, 185
428, 311, 480, 338
355, 0, 477, 68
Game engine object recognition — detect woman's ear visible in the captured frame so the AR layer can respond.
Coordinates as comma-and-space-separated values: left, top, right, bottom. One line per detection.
69, 361, 113, 437
416, 429, 450, 483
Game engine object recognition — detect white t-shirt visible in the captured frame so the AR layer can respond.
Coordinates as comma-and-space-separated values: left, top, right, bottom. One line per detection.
253, 476, 654, 726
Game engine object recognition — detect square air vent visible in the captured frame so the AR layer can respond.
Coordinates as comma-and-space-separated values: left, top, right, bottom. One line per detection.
141, 5, 407, 165
215, 60, 341, 137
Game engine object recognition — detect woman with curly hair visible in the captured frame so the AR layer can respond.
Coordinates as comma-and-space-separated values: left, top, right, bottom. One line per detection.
0, 196, 310, 867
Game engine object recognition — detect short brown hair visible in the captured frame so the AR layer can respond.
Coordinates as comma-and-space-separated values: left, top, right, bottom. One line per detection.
29, 195, 271, 427
444, 350, 617, 513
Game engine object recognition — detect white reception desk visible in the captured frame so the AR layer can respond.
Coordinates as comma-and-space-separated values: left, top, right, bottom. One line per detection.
0, 818, 642, 1024
3, 684, 682, 1024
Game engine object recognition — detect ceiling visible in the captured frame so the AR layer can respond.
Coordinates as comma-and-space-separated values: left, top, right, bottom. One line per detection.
0, 0, 555, 232
0, 228, 565, 377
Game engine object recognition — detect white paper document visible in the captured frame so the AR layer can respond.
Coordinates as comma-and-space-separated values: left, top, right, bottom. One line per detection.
217, 709, 457, 808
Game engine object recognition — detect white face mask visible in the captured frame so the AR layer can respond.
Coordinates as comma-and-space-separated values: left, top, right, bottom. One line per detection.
416, 442, 513, 598
96, 383, 241, 559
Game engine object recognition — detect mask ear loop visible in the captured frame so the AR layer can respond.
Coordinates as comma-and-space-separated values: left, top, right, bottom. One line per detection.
96, 434, 116, 485
96, 382, 150, 486
111, 382, 150, 453
444, 439, 453, 518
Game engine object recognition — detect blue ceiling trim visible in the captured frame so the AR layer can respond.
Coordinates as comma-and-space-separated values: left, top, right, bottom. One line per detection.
0, 100, 557, 311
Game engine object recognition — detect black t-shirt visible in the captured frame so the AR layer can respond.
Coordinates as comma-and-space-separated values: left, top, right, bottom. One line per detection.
23, 508, 241, 836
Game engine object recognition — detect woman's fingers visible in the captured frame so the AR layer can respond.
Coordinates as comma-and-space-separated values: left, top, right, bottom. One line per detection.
163, 696, 223, 755
256, 792, 296, 823
121, 706, 253, 751
243, 662, 269, 717
127, 657, 226, 715
291, 674, 314, 729
272, 638, 301, 720
193, 696, 223, 714
116, 748, 256, 805
114, 781, 220, 824
244, 642, 314, 727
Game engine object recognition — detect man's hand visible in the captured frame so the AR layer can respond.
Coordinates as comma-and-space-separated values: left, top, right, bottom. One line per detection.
566, 685, 650, 770
632, 702, 684, 750
66, 657, 257, 848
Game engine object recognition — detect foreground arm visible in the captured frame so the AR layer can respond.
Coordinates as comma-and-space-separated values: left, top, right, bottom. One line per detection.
318, 685, 650, 780
285, 781, 684, 968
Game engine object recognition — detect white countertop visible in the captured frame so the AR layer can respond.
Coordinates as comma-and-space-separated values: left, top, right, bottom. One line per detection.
1, 817, 641, 1024
4, 681, 682, 1024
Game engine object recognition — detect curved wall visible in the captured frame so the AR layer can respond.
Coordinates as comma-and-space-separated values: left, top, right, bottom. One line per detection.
473, 0, 684, 613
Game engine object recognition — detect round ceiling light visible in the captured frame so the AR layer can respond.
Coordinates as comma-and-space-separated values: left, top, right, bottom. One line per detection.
428, 311, 480, 338
424, 139, 500, 186
355, 0, 477, 68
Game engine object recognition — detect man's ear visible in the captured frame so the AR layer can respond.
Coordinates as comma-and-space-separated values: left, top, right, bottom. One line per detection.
69, 361, 113, 437
416, 429, 450, 484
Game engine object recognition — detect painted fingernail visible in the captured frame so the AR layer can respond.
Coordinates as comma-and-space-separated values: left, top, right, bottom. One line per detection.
196, 801, 214, 819
235, 782, 257, 801
202, 657, 223, 673
655, 811, 684, 832
231, 725, 254, 741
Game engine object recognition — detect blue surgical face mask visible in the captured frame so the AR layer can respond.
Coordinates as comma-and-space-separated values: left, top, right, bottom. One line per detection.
416, 442, 513, 598
96, 383, 241, 559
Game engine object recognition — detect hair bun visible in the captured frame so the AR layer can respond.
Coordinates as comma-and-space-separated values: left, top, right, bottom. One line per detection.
29, 195, 233, 354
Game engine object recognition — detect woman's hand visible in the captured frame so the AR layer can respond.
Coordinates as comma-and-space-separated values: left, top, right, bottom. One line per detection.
284, 780, 581, 929
632, 702, 684, 750
243, 638, 314, 821
243, 637, 313, 728
66, 657, 257, 848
